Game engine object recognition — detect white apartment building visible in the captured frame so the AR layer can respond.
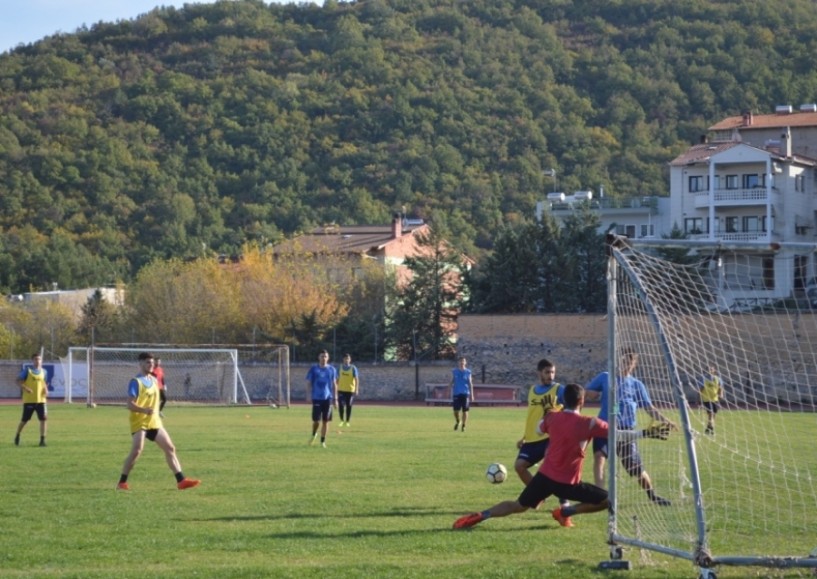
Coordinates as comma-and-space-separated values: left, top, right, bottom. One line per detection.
537, 191, 673, 240
669, 105, 817, 305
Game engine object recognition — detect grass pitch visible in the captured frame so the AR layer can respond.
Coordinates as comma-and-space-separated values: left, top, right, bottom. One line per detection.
0, 403, 812, 578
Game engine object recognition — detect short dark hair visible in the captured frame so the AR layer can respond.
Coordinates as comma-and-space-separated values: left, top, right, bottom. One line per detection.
343, 353, 352, 358
32, 352, 42, 359
537, 358, 555, 372
138, 352, 154, 361
318, 349, 329, 356
562, 383, 584, 409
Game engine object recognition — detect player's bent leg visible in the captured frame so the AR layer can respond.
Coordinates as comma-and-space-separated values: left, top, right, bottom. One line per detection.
154, 429, 182, 474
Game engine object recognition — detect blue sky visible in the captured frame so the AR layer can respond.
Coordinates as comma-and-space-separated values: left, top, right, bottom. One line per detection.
1, 1, 316, 54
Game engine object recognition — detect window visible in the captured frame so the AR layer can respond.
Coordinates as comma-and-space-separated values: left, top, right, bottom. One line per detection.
743, 174, 759, 189
640, 224, 654, 237
743, 216, 760, 232
625, 225, 636, 238
684, 217, 705, 234
725, 175, 739, 189
725, 216, 738, 233
689, 175, 705, 193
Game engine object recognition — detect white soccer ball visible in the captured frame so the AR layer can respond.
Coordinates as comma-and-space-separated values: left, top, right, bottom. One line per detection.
486, 463, 507, 484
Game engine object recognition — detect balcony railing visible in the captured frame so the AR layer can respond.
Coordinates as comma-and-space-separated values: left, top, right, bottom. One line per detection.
688, 232, 769, 242
693, 187, 778, 208
548, 196, 659, 212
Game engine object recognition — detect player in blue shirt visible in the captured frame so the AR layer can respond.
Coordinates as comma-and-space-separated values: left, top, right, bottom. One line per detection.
585, 350, 676, 505
450, 356, 475, 432
306, 350, 338, 448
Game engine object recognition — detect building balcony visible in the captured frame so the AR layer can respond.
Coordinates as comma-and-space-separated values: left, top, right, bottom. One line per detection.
688, 231, 770, 242
548, 195, 659, 213
693, 187, 779, 208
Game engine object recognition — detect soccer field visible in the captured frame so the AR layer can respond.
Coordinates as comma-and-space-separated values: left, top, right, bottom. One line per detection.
0, 404, 811, 578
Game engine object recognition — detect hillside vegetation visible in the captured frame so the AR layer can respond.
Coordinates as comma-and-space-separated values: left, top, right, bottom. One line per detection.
2, 0, 817, 293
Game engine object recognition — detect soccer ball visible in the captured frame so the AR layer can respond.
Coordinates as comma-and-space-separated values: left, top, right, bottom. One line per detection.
486, 463, 507, 484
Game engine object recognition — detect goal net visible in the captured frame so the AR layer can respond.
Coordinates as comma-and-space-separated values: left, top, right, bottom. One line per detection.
606, 236, 817, 575
66, 347, 247, 405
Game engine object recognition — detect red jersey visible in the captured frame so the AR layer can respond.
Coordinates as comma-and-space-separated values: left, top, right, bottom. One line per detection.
537, 410, 608, 484
152, 366, 166, 390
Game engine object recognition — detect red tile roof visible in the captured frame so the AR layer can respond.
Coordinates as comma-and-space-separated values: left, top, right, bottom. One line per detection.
274, 223, 429, 256
709, 111, 817, 131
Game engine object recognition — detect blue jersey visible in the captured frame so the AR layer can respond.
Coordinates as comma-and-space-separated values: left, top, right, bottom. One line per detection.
616, 375, 652, 429
586, 371, 651, 428
586, 371, 611, 421
451, 368, 472, 397
306, 364, 337, 401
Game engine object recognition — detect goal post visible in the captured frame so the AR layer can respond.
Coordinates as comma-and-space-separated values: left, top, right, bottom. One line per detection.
65, 344, 291, 407
605, 235, 817, 576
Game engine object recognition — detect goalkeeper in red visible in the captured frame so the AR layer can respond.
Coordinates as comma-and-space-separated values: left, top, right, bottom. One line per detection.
117, 352, 200, 491
454, 383, 671, 529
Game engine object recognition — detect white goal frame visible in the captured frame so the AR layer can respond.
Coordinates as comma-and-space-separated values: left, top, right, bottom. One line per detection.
66, 346, 249, 405
604, 235, 817, 577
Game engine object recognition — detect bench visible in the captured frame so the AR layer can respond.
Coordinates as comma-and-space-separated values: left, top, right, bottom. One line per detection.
424, 383, 522, 406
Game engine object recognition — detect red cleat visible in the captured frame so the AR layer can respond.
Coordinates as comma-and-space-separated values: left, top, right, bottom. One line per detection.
177, 478, 201, 490
116, 482, 130, 491
551, 508, 574, 527
453, 512, 484, 529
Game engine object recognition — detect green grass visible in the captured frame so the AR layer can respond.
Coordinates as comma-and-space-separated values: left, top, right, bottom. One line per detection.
0, 404, 811, 578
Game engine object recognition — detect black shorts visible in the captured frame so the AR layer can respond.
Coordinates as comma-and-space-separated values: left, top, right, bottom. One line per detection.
311, 399, 333, 422
518, 472, 607, 509
516, 439, 550, 466
452, 394, 470, 412
21, 403, 47, 422
338, 391, 355, 406
703, 401, 719, 414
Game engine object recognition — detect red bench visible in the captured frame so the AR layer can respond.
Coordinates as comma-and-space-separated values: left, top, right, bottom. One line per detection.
424, 383, 522, 406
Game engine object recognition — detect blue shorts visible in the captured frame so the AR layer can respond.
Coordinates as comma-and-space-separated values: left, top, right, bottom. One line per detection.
592, 436, 607, 457
452, 394, 470, 412
615, 440, 644, 477
311, 400, 333, 422
518, 472, 608, 509
516, 439, 550, 466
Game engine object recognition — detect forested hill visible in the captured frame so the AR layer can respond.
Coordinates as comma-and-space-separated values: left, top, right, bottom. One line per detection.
2, 0, 817, 294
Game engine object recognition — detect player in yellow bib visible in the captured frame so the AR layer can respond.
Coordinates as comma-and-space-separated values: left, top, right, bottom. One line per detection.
514, 359, 570, 520
117, 352, 200, 491
14, 353, 48, 447
336, 353, 359, 427
700, 364, 724, 435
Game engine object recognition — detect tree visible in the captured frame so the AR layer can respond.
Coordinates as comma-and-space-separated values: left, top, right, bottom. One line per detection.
77, 288, 120, 344
388, 229, 467, 361
560, 204, 606, 313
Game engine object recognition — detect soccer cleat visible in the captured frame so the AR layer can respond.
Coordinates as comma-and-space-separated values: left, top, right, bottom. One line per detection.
321, 441, 327, 448
14, 436, 19, 446
461, 424, 466, 432
454, 422, 459, 431
453, 512, 484, 529
177, 478, 200, 490
309, 434, 317, 446
116, 482, 130, 491
39, 440, 46, 447
551, 508, 575, 527
650, 495, 672, 506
